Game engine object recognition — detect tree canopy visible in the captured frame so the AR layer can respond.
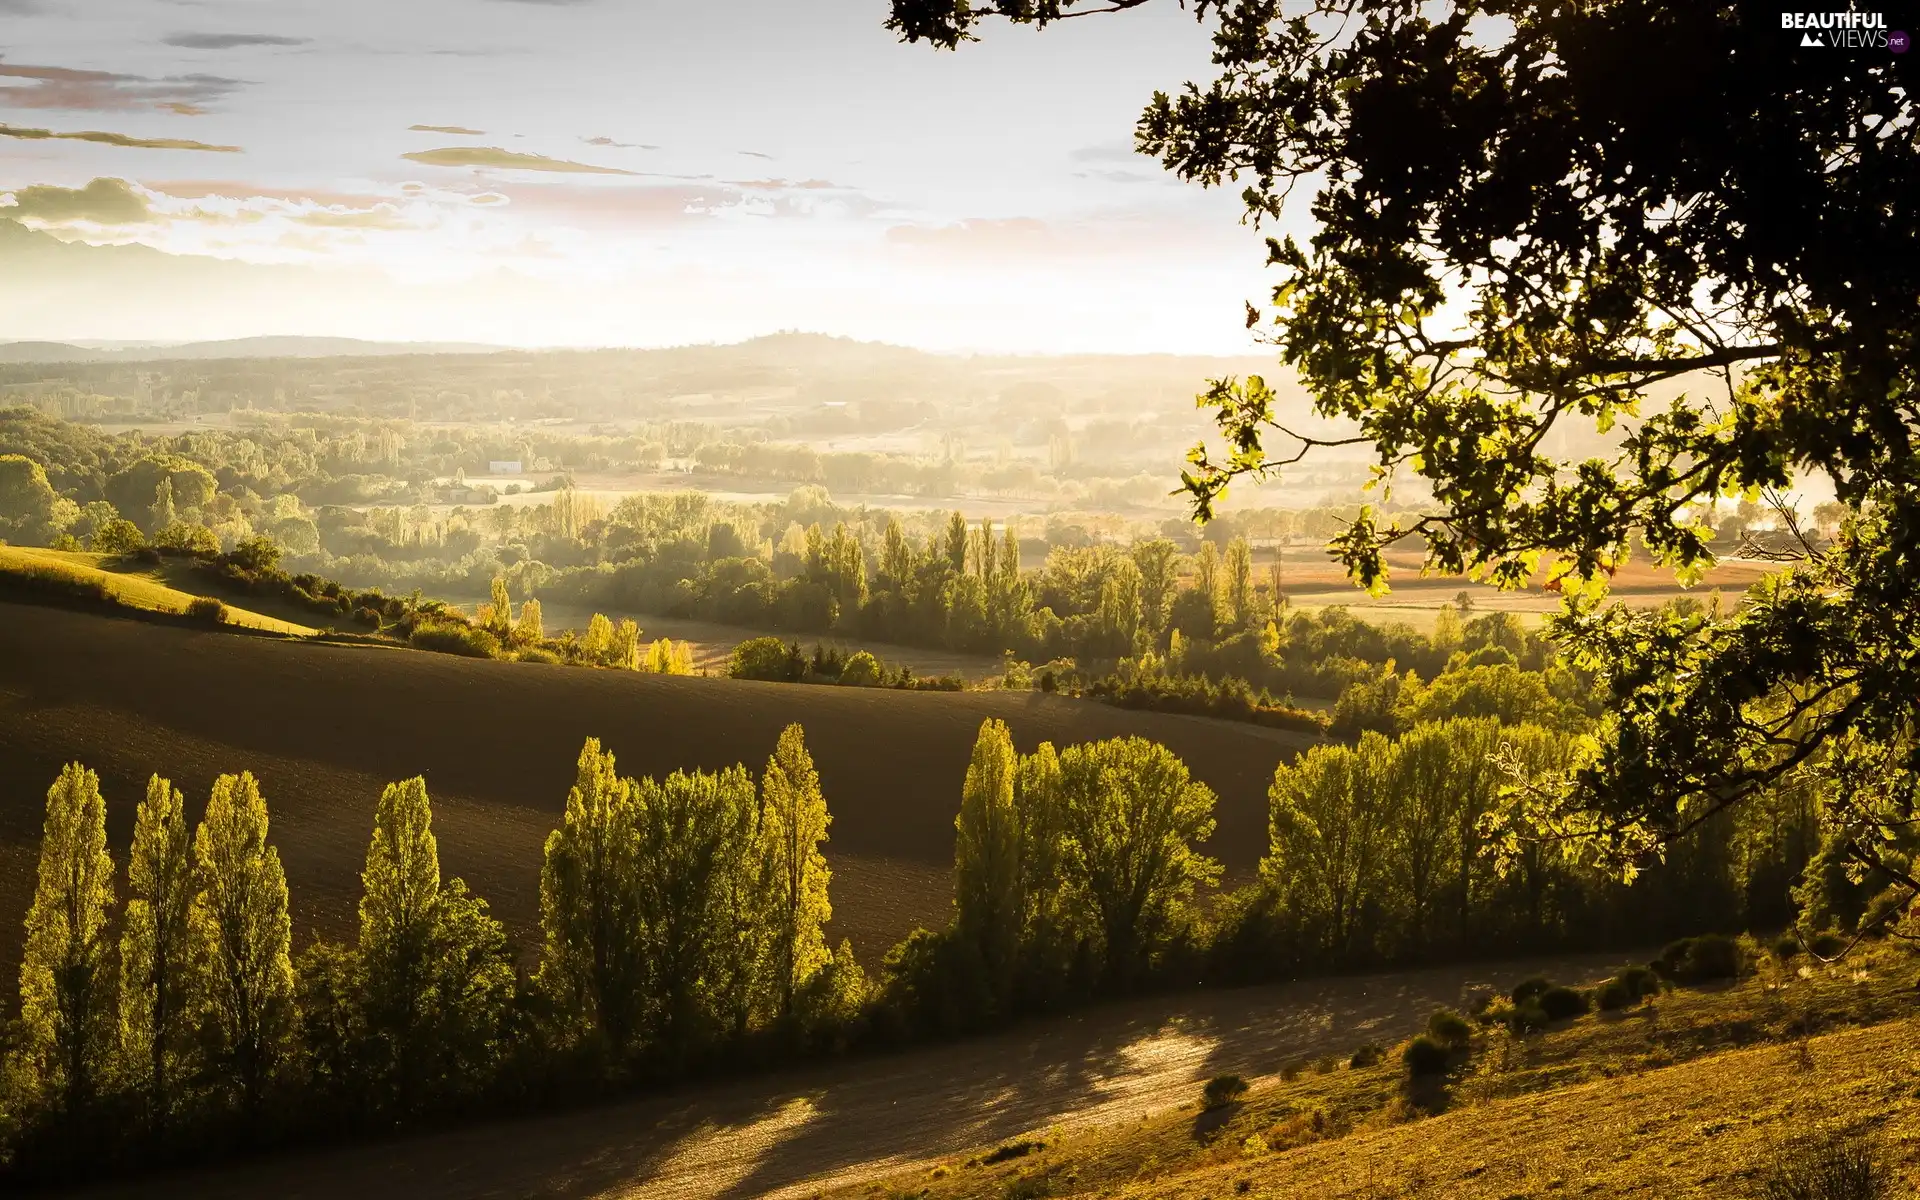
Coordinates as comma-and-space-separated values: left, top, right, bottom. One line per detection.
889, 2, 1920, 908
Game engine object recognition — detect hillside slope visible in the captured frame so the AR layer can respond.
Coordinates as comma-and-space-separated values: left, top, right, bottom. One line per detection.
0, 602, 1313, 980
0, 547, 318, 635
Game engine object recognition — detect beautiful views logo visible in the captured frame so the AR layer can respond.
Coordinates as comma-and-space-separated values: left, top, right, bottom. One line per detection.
1781, 10, 1896, 48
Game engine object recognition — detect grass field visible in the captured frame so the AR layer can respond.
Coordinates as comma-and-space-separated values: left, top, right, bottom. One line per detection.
836, 942, 1920, 1199
529, 602, 1008, 681
0, 546, 319, 636
1271, 546, 1780, 634
0, 601, 1316, 987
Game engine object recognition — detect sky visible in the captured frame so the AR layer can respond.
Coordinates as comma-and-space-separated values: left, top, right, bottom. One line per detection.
0, 0, 1291, 352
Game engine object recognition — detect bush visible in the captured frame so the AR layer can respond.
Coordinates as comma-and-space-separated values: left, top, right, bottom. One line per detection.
1427, 1009, 1472, 1050
1616, 965, 1659, 999
1594, 976, 1645, 1011
1505, 1001, 1550, 1035
351, 606, 383, 629
1201, 1074, 1249, 1110
1761, 1125, 1894, 1200
1348, 1042, 1383, 1068
409, 621, 499, 659
838, 649, 883, 687
1809, 930, 1849, 958
729, 635, 805, 681
1400, 1035, 1451, 1077
1537, 985, 1589, 1021
982, 1139, 1046, 1164
1774, 934, 1803, 959
185, 596, 228, 624
1509, 976, 1552, 1004
1654, 934, 1744, 984
515, 646, 562, 664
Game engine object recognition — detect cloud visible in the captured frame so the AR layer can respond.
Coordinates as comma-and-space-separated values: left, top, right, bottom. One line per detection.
0, 59, 244, 113
1075, 169, 1159, 185
0, 123, 242, 152
292, 205, 411, 230
1070, 142, 1142, 164
152, 181, 393, 208
729, 178, 842, 191
738, 150, 773, 160
161, 103, 207, 116
162, 33, 311, 50
401, 146, 635, 175
0, 0, 45, 12
584, 136, 658, 150
3, 178, 152, 225
411, 124, 485, 135
489, 181, 731, 228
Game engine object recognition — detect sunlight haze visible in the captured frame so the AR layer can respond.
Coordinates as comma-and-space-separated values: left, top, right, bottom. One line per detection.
0, 0, 1281, 351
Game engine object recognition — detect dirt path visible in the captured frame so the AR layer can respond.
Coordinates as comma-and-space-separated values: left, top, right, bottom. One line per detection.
73, 952, 1630, 1200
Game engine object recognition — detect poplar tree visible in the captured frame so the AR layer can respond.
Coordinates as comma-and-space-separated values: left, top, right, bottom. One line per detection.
515, 597, 544, 645
631, 766, 759, 1050
486, 576, 513, 638
18, 763, 117, 1113
191, 771, 295, 1111
1057, 737, 1220, 988
359, 776, 439, 1097
1014, 742, 1069, 957
611, 618, 642, 670
953, 719, 1022, 1014
582, 613, 615, 665
121, 774, 197, 1122
359, 776, 513, 1109
538, 738, 644, 1051
759, 723, 832, 1018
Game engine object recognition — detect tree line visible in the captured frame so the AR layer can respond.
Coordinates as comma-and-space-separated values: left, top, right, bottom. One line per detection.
2, 705, 1837, 1182
1, 726, 847, 1181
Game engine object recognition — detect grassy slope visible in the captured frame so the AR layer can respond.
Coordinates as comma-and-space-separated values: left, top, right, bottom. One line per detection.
846, 946, 1920, 1200
0, 601, 1315, 985
0, 546, 318, 635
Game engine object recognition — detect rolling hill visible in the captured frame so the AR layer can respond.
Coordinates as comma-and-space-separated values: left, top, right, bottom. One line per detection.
0, 602, 1315, 985
0, 546, 319, 634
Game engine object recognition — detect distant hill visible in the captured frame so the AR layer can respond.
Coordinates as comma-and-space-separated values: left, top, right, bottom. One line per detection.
0, 335, 505, 364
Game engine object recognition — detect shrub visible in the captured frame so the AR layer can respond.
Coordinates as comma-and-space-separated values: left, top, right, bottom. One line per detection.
1774, 934, 1803, 959
729, 635, 805, 681
1760, 1125, 1894, 1200
1427, 1009, 1472, 1050
351, 605, 383, 629
1348, 1042, 1383, 1068
1537, 985, 1590, 1021
1655, 934, 1744, 983
1616, 965, 1660, 999
1401, 1035, 1451, 1077
409, 621, 499, 659
185, 596, 228, 624
982, 1139, 1046, 1164
839, 649, 883, 687
516, 646, 561, 664
1202, 1074, 1249, 1110
1509, 976, 1552, 1004
1594, 977, 1636, 1011
1809, 930, 1849, 958
1506, 1001, 1550, 1035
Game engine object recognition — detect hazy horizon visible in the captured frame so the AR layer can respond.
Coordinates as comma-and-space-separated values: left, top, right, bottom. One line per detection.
0, 1, 1302, 354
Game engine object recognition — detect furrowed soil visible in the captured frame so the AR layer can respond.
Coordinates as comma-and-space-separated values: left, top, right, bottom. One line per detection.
0, 601, 1315, 986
